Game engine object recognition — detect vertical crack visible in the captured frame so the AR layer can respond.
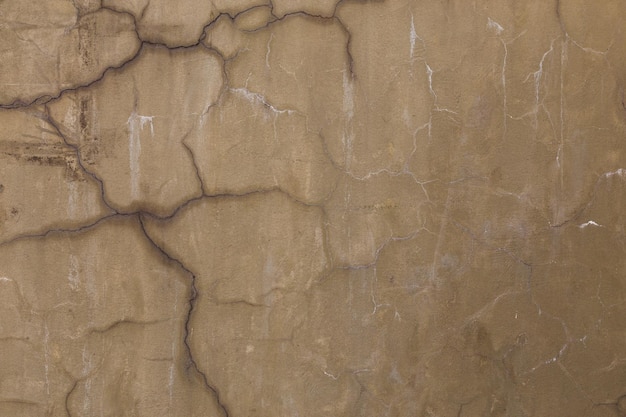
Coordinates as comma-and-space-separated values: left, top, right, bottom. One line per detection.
137, 214, 231, 417
181, 139, 207, 197
64, 379, 79, 417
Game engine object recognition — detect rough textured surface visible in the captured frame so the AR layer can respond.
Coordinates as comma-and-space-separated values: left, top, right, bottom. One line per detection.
1, 1, 626, 416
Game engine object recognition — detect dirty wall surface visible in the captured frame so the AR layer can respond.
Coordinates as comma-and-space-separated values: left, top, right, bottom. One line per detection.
1, 0, 626, 416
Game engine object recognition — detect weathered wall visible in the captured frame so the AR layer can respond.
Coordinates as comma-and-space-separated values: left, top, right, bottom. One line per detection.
1, 1, 626, 416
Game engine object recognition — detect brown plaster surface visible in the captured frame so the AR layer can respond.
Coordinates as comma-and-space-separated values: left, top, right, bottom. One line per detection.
1, 1, 626, 416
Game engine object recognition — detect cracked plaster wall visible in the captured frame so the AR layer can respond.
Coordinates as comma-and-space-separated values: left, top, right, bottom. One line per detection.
1, 0, 626, 416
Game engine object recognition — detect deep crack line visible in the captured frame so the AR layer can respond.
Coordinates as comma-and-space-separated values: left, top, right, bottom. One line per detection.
42, 104, 119, 215
137, 214, 231, 417
0, 213, 120, 248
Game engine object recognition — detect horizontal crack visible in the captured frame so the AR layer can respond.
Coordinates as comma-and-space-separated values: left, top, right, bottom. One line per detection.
0, 213, 120, 248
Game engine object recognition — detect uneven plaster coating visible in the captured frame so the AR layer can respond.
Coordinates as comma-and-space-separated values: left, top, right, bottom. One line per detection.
1, 1, 626, 416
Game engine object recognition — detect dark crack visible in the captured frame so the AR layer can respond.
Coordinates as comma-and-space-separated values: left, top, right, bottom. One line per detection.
64, 379, 79, 417
0, 213, 120, 248
239, 9, 355, 78
0, 37, 143, 110
138, 214, 231, 417
0, 399, 41, 406
555, 0, 566, 35
1, 1, 356, 109
42, 104, 118, 215
1, 6, 219, 109
4, 6, 343, 220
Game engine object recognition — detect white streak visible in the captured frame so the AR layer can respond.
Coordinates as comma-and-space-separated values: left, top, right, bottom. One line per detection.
265, 33, 274, 69
68, 254, 80, 290
558, 39, 567, 178
424, 64, 457, 115
409, 14, 417, 59
487, 17, 504, 35
578, 221, 603, 229
342, 71, 355, 171
127, 112, 154, 198
44, 322, 50, 396
323, 369, 339, 380
525, 39, 557, 109
230, 87, 293, 116
426, 64, 435, 99
604, 168, 626, 178
67, 180, 78, 219
167, 361, 174, 412
81, 345, 92, 414
501, 40, 508, 137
